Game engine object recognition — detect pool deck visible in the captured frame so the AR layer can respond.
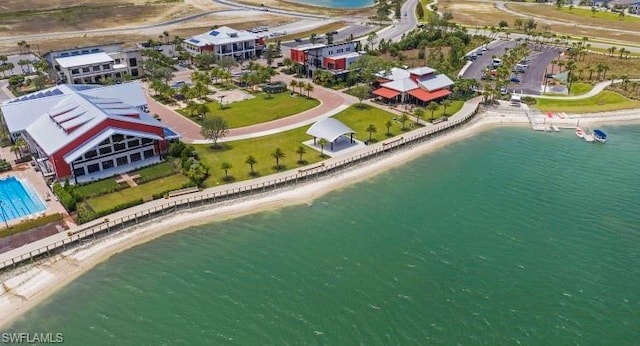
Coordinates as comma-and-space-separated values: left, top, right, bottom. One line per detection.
0, 146, 70, 229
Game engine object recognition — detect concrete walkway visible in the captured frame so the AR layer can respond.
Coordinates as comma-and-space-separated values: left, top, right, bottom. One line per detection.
521, 79, 640, 100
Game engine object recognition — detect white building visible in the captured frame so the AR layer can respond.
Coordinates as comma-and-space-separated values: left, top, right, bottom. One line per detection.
183, 26, 266, 60
44, 43, 142, 84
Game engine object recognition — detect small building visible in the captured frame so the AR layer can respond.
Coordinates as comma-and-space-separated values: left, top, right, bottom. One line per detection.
608, 0, 640, 13
372, 66, 454, 105
306, 118, 355, 151
183, 26, 266, 60
283, 41, 360, 77
0, 82, 178, 182
43, 43, 142, 84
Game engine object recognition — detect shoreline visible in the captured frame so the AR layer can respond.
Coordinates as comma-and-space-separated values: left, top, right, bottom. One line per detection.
1, 112, 639, 329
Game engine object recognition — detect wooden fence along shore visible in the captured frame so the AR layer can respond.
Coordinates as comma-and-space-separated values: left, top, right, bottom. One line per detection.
0, 100, 482, 272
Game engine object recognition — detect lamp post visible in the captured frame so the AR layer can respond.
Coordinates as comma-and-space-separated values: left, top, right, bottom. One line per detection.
218, 95, 226, 110
0, 201, 8, 230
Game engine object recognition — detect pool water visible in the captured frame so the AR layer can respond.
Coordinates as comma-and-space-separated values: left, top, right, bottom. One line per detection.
0, 176, 47, 222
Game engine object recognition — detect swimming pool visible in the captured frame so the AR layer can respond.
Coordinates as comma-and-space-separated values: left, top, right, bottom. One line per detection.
0, 176, 47, 223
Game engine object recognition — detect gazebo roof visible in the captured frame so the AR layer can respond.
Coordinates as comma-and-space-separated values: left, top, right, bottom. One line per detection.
306, 118, 355, 143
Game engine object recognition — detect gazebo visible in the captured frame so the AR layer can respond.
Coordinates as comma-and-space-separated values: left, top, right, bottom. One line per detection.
306, 118, 355, 151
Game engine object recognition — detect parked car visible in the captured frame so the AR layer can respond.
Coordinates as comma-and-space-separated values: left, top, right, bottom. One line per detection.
500, 86, 508, 95
510, 76, 521, 83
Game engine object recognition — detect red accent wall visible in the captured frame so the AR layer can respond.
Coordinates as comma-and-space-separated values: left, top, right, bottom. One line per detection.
324, 57, 346, 70
200, 44, 215, 53
290, 49, 306, 63
48, 119, 166, 179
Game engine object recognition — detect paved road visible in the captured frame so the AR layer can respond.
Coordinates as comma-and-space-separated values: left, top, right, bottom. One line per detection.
374, 0, 420, 45
462, 40, 516, 80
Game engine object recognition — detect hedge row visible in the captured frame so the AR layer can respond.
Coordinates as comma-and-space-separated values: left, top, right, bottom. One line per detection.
0, 213, 64, 239
52, 182, 77, 211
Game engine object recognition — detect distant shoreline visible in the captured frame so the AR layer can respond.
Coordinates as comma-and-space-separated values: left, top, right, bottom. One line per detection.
1, 110, 639, 329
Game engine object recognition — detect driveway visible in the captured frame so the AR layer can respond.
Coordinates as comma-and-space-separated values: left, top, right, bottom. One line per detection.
462, 40, 516, 80
507, 45, 564, 95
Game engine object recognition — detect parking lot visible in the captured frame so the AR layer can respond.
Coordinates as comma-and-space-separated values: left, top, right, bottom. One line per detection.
462, 40, 563, 95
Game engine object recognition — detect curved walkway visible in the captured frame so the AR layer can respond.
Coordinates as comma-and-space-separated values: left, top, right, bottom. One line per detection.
522, 79, 640, 99
145, 72, 357, 143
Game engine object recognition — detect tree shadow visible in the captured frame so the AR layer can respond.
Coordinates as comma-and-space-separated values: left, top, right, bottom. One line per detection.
385, 132, 394, 138
248, 171, 260, 178
272, 164, 286, 171
209, 143, 233, 152
297, 160, 309, 165
222, 175, 236, 183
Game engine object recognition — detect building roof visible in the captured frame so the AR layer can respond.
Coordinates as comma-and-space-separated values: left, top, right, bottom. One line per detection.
417, 74, 455, 91
325, 52, 361, 60
381, 78, 418, 92
372, 87, 401, 99
408, 66, 436, 76
0, 82, 147, 134
290, 43, 327, 51
186, 26, 258, 47
609, 0, 640, 5
375, 67, 410, 82
408, 88, 451, 102
55, 52, 114, 68
306, 118, 355, 143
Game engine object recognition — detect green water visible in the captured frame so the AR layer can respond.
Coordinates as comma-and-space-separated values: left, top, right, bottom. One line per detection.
6, 126, 640, 344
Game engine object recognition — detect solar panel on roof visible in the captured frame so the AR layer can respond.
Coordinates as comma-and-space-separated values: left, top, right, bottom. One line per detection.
189, 39, 200, 43
209, 31, 219, 36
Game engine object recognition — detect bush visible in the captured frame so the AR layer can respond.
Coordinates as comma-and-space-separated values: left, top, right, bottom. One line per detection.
521, 96, 537, 105
52, 182, 77, 212
168, 141, 186, 158
8, 75, 25, 87
0, 213, 64, 239
0, 158, 11, 172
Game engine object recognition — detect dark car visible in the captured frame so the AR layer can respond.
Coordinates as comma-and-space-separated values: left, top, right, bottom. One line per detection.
510, 76, 521, 83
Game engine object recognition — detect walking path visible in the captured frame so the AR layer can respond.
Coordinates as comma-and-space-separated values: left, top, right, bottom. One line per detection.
520, 79, 640, 99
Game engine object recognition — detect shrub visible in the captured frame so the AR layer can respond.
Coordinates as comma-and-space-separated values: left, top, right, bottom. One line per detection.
0, 158, 11, 172
8, 75, 25, 87
168, 141, 186, 158
52, 182, 77, 211
0, 213, 64, 239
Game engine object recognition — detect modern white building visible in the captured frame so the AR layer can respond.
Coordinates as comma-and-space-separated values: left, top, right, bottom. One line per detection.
43, 43, 142, 84
183, 26, 266, 60
284, 41, 361, 77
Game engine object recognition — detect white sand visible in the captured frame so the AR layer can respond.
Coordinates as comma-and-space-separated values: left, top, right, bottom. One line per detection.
1, 110, 639, 329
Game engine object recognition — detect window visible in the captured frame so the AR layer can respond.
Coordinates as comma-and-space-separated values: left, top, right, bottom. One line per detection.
81, 50, 89, 54
143, 149, 155, 159
93, 66, 100, 72
116, 156, 129, 166
82, 67, 90, 73
84, 150, 97, 159
99, 138, 110, 146
127, 139, 140, 148
131, 69, 139, 77
130, 152, 142, 162
87, 163, 100, 173
71, 69, 79, 75
73, 167, 86, 176
61, 52, 69, 57
346, 47, 351, 52
114, 59, 121, 64
99, 146, 112, 155
102, 64, 111, 70
129, 58, 137, 67
102, 160, 114, 170
141, 138, 153, 145
112, 134, 124, 142
114, 142, 126, 151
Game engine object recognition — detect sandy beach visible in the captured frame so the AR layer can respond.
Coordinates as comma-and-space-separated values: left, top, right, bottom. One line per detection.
1, 109, 639, 329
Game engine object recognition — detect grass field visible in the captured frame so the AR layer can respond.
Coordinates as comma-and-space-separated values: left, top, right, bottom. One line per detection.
192, 92, 320, 129
75, 179, 125, 200
534, 90, 640, 113
569, 83, 593, 96
86, 174, 191, 212
333, 105, 403, 143
194, 127, 324, 186
132, 161, 176, 182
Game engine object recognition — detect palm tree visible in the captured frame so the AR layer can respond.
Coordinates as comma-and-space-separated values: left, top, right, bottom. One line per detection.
304, 82, 314, 98
10, 138, 26, 159
441, 99, 452, 116
220, 162, 232, 180
271, 148, 285, 170
366, 124, 377, 142
385, 120, 393, 136
602, 65, 610, 80
413, 107, 425, 124
289, 80, 298, 94
240, 154, 256, 174
399, 114, 409, 130
295, 145, 306, 164
318, 138, 328, 156
427, 101, 440, 122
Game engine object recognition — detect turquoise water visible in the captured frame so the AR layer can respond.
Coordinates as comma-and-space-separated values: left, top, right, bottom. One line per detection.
288, 0, 374, 9
6, 126, 640, 344
0, 177, 46, 222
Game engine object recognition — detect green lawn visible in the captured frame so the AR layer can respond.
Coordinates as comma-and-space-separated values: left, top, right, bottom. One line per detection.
569, 83, 593, 96
86, 174, 191, 212
558, 7, 640, 23
75, 178, 126, 200
194, 127, 324, 186
535, 91, 640, 113
180, 92, 320, 129
132, 162, 176, 182
333, 104, 404, 143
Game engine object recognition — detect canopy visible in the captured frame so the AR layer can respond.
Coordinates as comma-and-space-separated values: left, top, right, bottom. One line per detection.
372, 87, 400, 99
306, 118, 355, 143
408, 88, 451, 102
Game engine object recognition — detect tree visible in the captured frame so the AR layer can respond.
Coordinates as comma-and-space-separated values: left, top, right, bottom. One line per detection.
385, 120, 393, 136
295, 145, 307, 164
427, 101, 440, 121
185, 162, 208, 187
441, 99, 452, 116
351, 85, 370, 108
304, 82, 314, 98
220, 162, 232, 180
218, 56, 236, 72
413, 107, 425, 124
289, 79, 298, 93
499, 20, 508, 28
271, 148, 285, 170
10, 137, 26, 159
602, 65, 610, 80
246, 155, 257, 176
399, 114, 409, 130
318, 138, 328, 156
366, 124, 377, 142
200, 116, 229, 148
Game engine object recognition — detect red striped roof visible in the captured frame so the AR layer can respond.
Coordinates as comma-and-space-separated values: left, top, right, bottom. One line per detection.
408, 88, 451, 102
372, 87, 400, 99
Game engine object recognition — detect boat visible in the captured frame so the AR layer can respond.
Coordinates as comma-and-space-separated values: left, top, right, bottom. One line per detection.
593, 129, 607, 143
576, 127, 585, 138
